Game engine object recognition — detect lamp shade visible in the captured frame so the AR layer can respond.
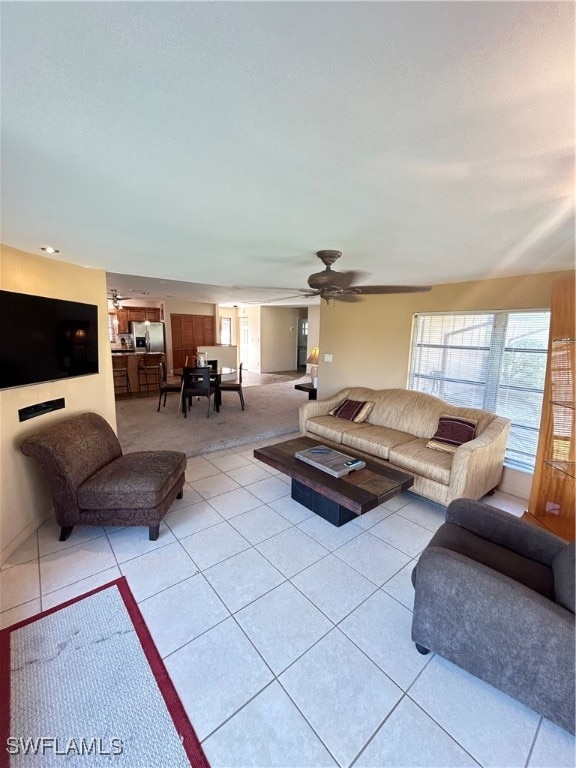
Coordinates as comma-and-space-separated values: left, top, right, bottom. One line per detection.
306, 347, 319, 365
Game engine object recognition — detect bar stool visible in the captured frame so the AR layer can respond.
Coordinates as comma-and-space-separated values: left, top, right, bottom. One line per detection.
112, 355, 132, 397
138, 353, 163, 395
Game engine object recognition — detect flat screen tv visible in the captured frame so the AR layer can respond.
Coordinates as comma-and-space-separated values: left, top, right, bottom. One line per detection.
0, 290, 99, 390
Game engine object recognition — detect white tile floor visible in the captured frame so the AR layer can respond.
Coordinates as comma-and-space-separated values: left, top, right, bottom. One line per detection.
2, 435, 575, 768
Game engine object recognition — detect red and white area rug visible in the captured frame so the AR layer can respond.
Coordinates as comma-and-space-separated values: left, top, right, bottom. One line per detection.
0, 577, 210, 768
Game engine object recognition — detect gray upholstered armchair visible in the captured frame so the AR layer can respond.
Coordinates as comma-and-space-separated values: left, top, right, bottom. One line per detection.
411, 498, 575, 734
21, 412, 187, 542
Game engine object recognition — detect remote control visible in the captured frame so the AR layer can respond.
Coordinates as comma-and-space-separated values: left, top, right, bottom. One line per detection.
310, 448, 330, 454
345, 459, 363, 466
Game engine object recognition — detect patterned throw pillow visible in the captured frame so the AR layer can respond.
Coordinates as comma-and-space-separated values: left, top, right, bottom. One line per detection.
427, 414, 477, 453
329, 399, 374, 423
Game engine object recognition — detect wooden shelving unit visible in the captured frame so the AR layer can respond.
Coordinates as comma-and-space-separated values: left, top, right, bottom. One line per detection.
528, 276, 575, 541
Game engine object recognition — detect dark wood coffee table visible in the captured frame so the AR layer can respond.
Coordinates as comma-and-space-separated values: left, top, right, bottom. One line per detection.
254, 436, 414, 526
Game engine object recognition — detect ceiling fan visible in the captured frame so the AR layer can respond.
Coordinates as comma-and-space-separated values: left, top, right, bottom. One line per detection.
108, 289, 129, 309
269, 251, 432, 303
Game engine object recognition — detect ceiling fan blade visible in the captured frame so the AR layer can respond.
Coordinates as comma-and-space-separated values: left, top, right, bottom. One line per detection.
244, 292, 319, 304
318, 287, 362, 303
308, 269, 367, 291
332, 293, 362, 302
303, 250, 434, 301
233, 285, 302, 292
287, 291, 321, 299
354, 285, 432, 294
328, 270, 366, 288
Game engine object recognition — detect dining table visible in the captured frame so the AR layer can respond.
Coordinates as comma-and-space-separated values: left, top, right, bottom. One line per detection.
173, 366, 237, 413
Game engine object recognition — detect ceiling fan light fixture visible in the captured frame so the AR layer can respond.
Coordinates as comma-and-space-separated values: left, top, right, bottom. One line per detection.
108, 288, 128, 309
316, 250, 342, 266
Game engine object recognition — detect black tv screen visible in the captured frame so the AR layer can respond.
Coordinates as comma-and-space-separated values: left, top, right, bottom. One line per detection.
0, 290, 99, 389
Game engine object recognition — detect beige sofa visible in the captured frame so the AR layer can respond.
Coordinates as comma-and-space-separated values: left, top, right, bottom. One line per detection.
299, 388, 511, 506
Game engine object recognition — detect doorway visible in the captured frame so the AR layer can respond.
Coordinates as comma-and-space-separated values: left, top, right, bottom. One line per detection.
238, 316, 249, 369
297, 317, 308, 369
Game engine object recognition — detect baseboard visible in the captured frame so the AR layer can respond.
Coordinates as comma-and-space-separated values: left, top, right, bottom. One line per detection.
498, 467, 533, 501
0, 510, 53, 567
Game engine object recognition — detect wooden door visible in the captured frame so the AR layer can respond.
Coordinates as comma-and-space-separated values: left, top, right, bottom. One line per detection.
202, 316, 215, 345
170, 314, 215, 369
181, 314, 197, 366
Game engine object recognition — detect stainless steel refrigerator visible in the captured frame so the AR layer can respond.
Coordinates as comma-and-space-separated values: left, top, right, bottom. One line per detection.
131, 322, 165, 353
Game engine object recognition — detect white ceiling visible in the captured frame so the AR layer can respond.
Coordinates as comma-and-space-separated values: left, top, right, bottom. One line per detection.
2, 2, 574, 306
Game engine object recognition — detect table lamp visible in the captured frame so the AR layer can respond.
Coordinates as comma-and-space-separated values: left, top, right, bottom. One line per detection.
306, 347, 319, 388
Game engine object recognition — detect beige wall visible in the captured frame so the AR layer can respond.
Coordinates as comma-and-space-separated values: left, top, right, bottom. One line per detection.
1, 245, 116, 564
260, 307, 300, 372
196, 344, 238, 370
317, 269, 575, 500
318, 270, 574, 395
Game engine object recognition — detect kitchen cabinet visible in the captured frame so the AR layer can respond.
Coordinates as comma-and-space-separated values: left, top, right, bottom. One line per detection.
126, 308, 160, 323
127, 309, 146, 324
528, 275, 575, 540
113, 307, 161, 334
116, 309, 129, 333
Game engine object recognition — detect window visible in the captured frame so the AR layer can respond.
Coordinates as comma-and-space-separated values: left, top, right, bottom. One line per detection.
108, 313, 118, 342
408, 310, 550, 471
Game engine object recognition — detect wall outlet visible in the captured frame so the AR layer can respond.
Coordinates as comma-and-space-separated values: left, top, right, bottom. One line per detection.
324, 354, 333, 363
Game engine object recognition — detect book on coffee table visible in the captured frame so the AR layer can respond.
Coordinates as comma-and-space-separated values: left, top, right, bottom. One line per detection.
294, 445, 366, 478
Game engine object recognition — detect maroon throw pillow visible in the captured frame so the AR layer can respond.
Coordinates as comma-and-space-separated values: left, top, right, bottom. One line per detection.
427, 414, 477, 453
329, 399, 374, 423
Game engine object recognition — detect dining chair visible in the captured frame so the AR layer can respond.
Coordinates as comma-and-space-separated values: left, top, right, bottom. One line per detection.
218, 362, 245, 410
157, 361, 182, 412
182, 367, 216, 418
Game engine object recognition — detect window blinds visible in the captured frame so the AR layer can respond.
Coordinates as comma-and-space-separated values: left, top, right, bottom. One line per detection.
408, 311, 550, 471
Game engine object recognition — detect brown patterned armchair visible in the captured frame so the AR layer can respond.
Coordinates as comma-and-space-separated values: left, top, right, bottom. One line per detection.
21, 412, 187, 541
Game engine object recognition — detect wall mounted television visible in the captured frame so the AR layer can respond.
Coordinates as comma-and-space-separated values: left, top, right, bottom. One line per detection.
0, 290, 99, 390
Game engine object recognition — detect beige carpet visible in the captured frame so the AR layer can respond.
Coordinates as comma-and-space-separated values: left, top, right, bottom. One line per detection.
115, 374, 310, 456
2, 578, 208, 767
